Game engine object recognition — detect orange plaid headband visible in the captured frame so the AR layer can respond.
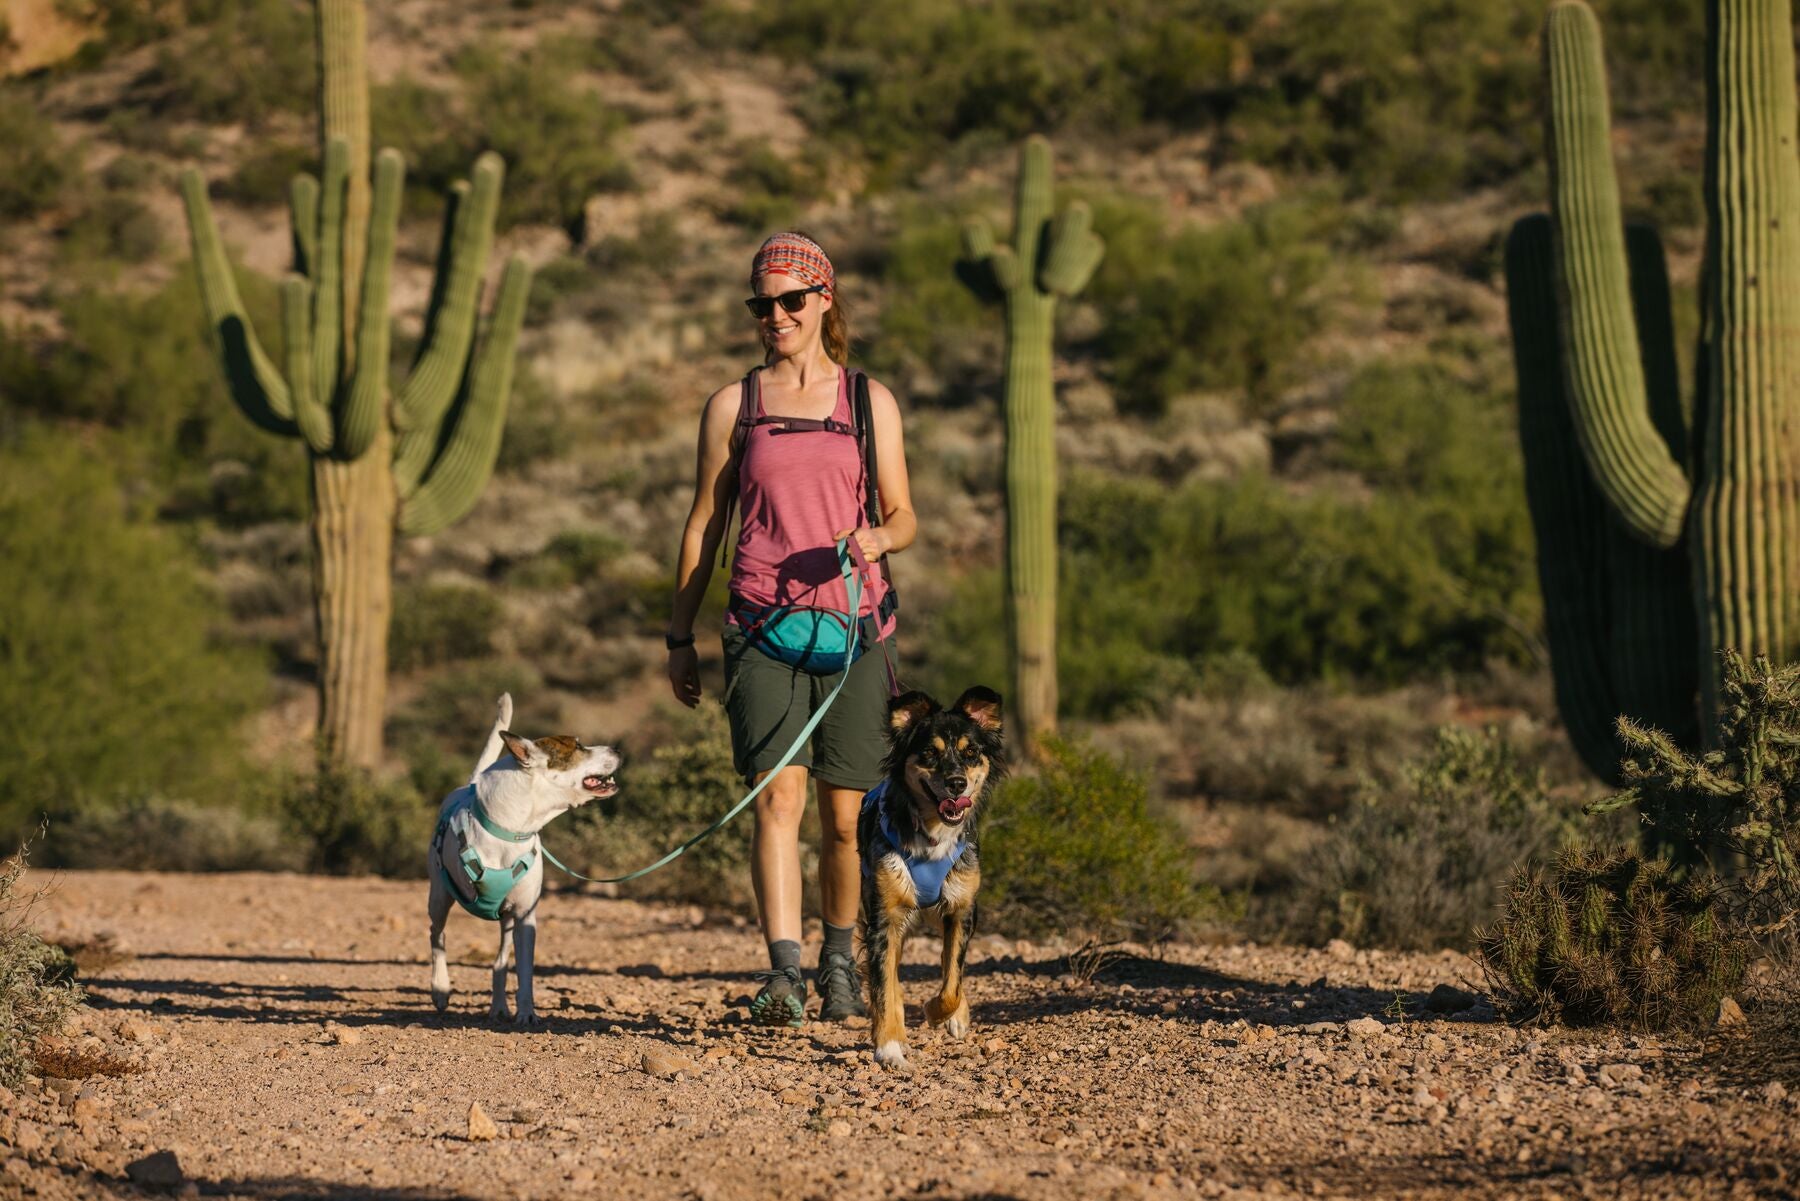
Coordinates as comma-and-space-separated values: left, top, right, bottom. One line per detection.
751, 233, 835, 299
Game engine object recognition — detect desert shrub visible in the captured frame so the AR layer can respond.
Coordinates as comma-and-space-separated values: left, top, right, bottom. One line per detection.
0, 840, 82, 1089
138, 0, 314, 128
584, 211, 684, 274
0, 269, 308, 526
1476, 845, 1748, 1031
375, 40, 632, 231
716, 140, 818, 231
390, 582, 504, 672
274, 767, 430, 878
0, 433, 266, 844
981, 737, 1211, 939
1087, 196, 1340, 416
218, 138, 316, 207
863, 205, 999, 404
42, 797, 288, 872
508, 529, 631, 591
0, 88, 67, 219
1282, 727, 1591, 951
58, 191, 162, 266
557, 702, 754, 907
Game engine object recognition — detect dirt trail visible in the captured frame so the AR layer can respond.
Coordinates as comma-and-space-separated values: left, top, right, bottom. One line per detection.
7, 871, 1797, 1200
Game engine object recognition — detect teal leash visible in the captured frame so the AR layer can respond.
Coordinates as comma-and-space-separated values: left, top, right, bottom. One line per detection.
534, 537, 872, 887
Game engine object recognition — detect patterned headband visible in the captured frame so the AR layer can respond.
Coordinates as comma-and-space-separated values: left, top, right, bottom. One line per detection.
751, 232, 835, 299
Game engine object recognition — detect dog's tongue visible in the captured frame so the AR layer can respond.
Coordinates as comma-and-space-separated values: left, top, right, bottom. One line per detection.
937, 795, 973, 821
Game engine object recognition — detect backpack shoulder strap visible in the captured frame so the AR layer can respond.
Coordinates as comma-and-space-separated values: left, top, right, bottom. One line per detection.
718, 367, 761, 568
851, 369, 881, 530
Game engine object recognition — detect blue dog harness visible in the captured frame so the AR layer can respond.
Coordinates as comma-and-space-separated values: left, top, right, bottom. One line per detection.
434, 786, 538, 921
862, 779, 966, 906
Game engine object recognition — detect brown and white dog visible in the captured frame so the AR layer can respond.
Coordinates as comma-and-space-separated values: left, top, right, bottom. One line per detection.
858, 686, 1005, 1069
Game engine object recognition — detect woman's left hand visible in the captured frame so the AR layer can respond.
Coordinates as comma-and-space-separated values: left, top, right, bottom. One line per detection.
834, 526, 891, 562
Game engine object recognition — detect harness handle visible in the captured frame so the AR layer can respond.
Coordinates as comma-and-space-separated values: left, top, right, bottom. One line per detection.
542, 538, 869, 885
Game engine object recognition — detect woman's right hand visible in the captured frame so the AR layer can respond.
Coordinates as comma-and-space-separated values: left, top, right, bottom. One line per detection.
668, 645, 702, 708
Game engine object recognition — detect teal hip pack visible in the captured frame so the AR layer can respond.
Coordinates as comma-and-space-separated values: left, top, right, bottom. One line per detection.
730, 589, 895, 676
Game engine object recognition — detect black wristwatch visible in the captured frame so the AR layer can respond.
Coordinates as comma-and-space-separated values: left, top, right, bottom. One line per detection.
665, 632, 696, 651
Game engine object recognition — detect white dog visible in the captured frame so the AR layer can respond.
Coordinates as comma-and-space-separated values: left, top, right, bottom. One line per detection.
428, 694, 621, 1025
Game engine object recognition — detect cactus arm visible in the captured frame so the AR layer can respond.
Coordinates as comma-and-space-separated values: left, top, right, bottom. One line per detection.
310, 138, 349, 432
1507, 214, 1624, 781
1545, 0, 1691, 548
281, 276, 334, 453
396, 153, 503, 433
178, 168, 297, 435
1011, 135, 1055, 267
955, 218, 1016, 301
336, 148, 402, 460
398, 257, 531, 535
1039, 202, 1105, 296
290, 174, 318, 278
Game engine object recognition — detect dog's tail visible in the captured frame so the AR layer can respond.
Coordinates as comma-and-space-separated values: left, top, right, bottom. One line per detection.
470, 693, 515, 783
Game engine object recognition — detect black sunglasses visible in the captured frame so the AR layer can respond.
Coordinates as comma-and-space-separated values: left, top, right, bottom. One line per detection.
744, 285, 825, 319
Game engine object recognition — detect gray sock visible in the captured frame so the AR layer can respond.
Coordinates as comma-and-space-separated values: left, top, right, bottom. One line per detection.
822, 923, 855, 961
767, 939, 802, 973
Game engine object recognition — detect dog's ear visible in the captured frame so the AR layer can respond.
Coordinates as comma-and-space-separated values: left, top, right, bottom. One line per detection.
499, 730, 538, 768
951, 686, 1003, 732
887, 690, 939, 732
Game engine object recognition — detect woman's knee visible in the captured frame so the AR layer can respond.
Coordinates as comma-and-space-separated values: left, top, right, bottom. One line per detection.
819, 798, 860, 845
754, 767, 809, 826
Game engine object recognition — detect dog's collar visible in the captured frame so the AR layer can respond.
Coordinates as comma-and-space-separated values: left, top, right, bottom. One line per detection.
472, 797, 535, 843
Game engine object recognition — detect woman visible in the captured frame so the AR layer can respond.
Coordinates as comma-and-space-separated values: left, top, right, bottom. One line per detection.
666, 232, 917, 1026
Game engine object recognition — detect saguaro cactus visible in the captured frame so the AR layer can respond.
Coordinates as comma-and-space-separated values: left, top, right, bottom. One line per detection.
957, 136, 1104, 755
179, 0, 531, 769
1506, 0, 1800, 775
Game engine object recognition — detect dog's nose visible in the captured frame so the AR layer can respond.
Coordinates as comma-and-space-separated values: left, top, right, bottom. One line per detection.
944, 776, 968, 796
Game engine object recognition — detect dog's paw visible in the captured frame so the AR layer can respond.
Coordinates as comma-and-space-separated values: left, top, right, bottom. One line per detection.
488, 1003, 512, 1024
924, 994, 970, 1038
431, 988, 450, 1013
513, 1010, 543, 1029
873, 1041, 912, 1072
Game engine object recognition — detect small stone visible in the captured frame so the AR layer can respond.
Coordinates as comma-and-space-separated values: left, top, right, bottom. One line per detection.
1346, 1017, 1385, 1038
466, 1102, 499, 1142
1057, 974, 1081, 991
1580, 1086, 1609, 1109
779, 1089, 811, 1106
324, 1023, 363, 1047
511, 1105, 541, 1124
1598, 1063, 1643, 1087
982, 1037, 1008, 1054
117, 1020, 159, 1044
1325, 939, 1356, 962
1423, 984, 1476, 1013
1760, 1081, 1789, 1104
125, 1150, 184, 1190
642, 1049, 698, 1079
12, 1124, 44, 1155
826, 1120, 852, 1139
1716, 997, 1748, 1029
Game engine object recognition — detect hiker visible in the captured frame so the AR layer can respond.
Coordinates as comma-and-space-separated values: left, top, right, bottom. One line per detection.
665, 231, 916, 1026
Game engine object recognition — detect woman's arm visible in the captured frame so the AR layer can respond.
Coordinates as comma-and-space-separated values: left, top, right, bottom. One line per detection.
667, 384, 740, 706
838, 378, 916, 560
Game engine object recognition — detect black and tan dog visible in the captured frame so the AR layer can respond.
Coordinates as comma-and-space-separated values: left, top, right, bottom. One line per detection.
858, 686, 1005, 1069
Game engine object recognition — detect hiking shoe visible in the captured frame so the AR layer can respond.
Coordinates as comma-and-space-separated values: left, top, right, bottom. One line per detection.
748, 965, 807, 1027
816, 951, 868, 1021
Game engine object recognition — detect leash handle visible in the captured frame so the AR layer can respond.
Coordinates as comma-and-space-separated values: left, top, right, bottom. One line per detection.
542, 539, 868, 886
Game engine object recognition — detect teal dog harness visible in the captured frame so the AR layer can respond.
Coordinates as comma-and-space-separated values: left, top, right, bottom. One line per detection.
435, 786, 538, 921
862, 779, 966, 906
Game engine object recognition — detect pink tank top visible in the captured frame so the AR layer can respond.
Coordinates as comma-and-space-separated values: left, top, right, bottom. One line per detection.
727, 367, 895, 636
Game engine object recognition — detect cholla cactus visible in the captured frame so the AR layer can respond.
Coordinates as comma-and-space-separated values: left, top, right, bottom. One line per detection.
1476, 845, 1748, 1030
957, 135, 1104, 754
178, 0, 531, 768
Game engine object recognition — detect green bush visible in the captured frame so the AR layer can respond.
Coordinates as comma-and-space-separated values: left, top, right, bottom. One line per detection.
0, 840, 81, 1090
981, 737, 1210, 939
557, 702, 755, 907
274, 767, 430, 878
386, 660, 553, 802
375, 39, 632, 231
0, 432, 266, 844
1477, 845, 1747, 1031
390, 582, 504, 672
508, 529, 631, 591
1087, 196, 1340, 416
1282, 727, 1591, 951
716, 141, 818, 231
139, 0, 314, 128
863, 205, 999, 403
0, 88, 67, 219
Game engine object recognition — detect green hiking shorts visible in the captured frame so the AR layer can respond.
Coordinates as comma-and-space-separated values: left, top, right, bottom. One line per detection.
721, 623, 895, 791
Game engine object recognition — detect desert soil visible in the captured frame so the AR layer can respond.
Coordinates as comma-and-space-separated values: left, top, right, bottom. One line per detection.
5, 870, 1798, 1200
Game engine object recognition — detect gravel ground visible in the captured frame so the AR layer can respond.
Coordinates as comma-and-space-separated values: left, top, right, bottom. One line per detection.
5, 870, 1797, 1200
